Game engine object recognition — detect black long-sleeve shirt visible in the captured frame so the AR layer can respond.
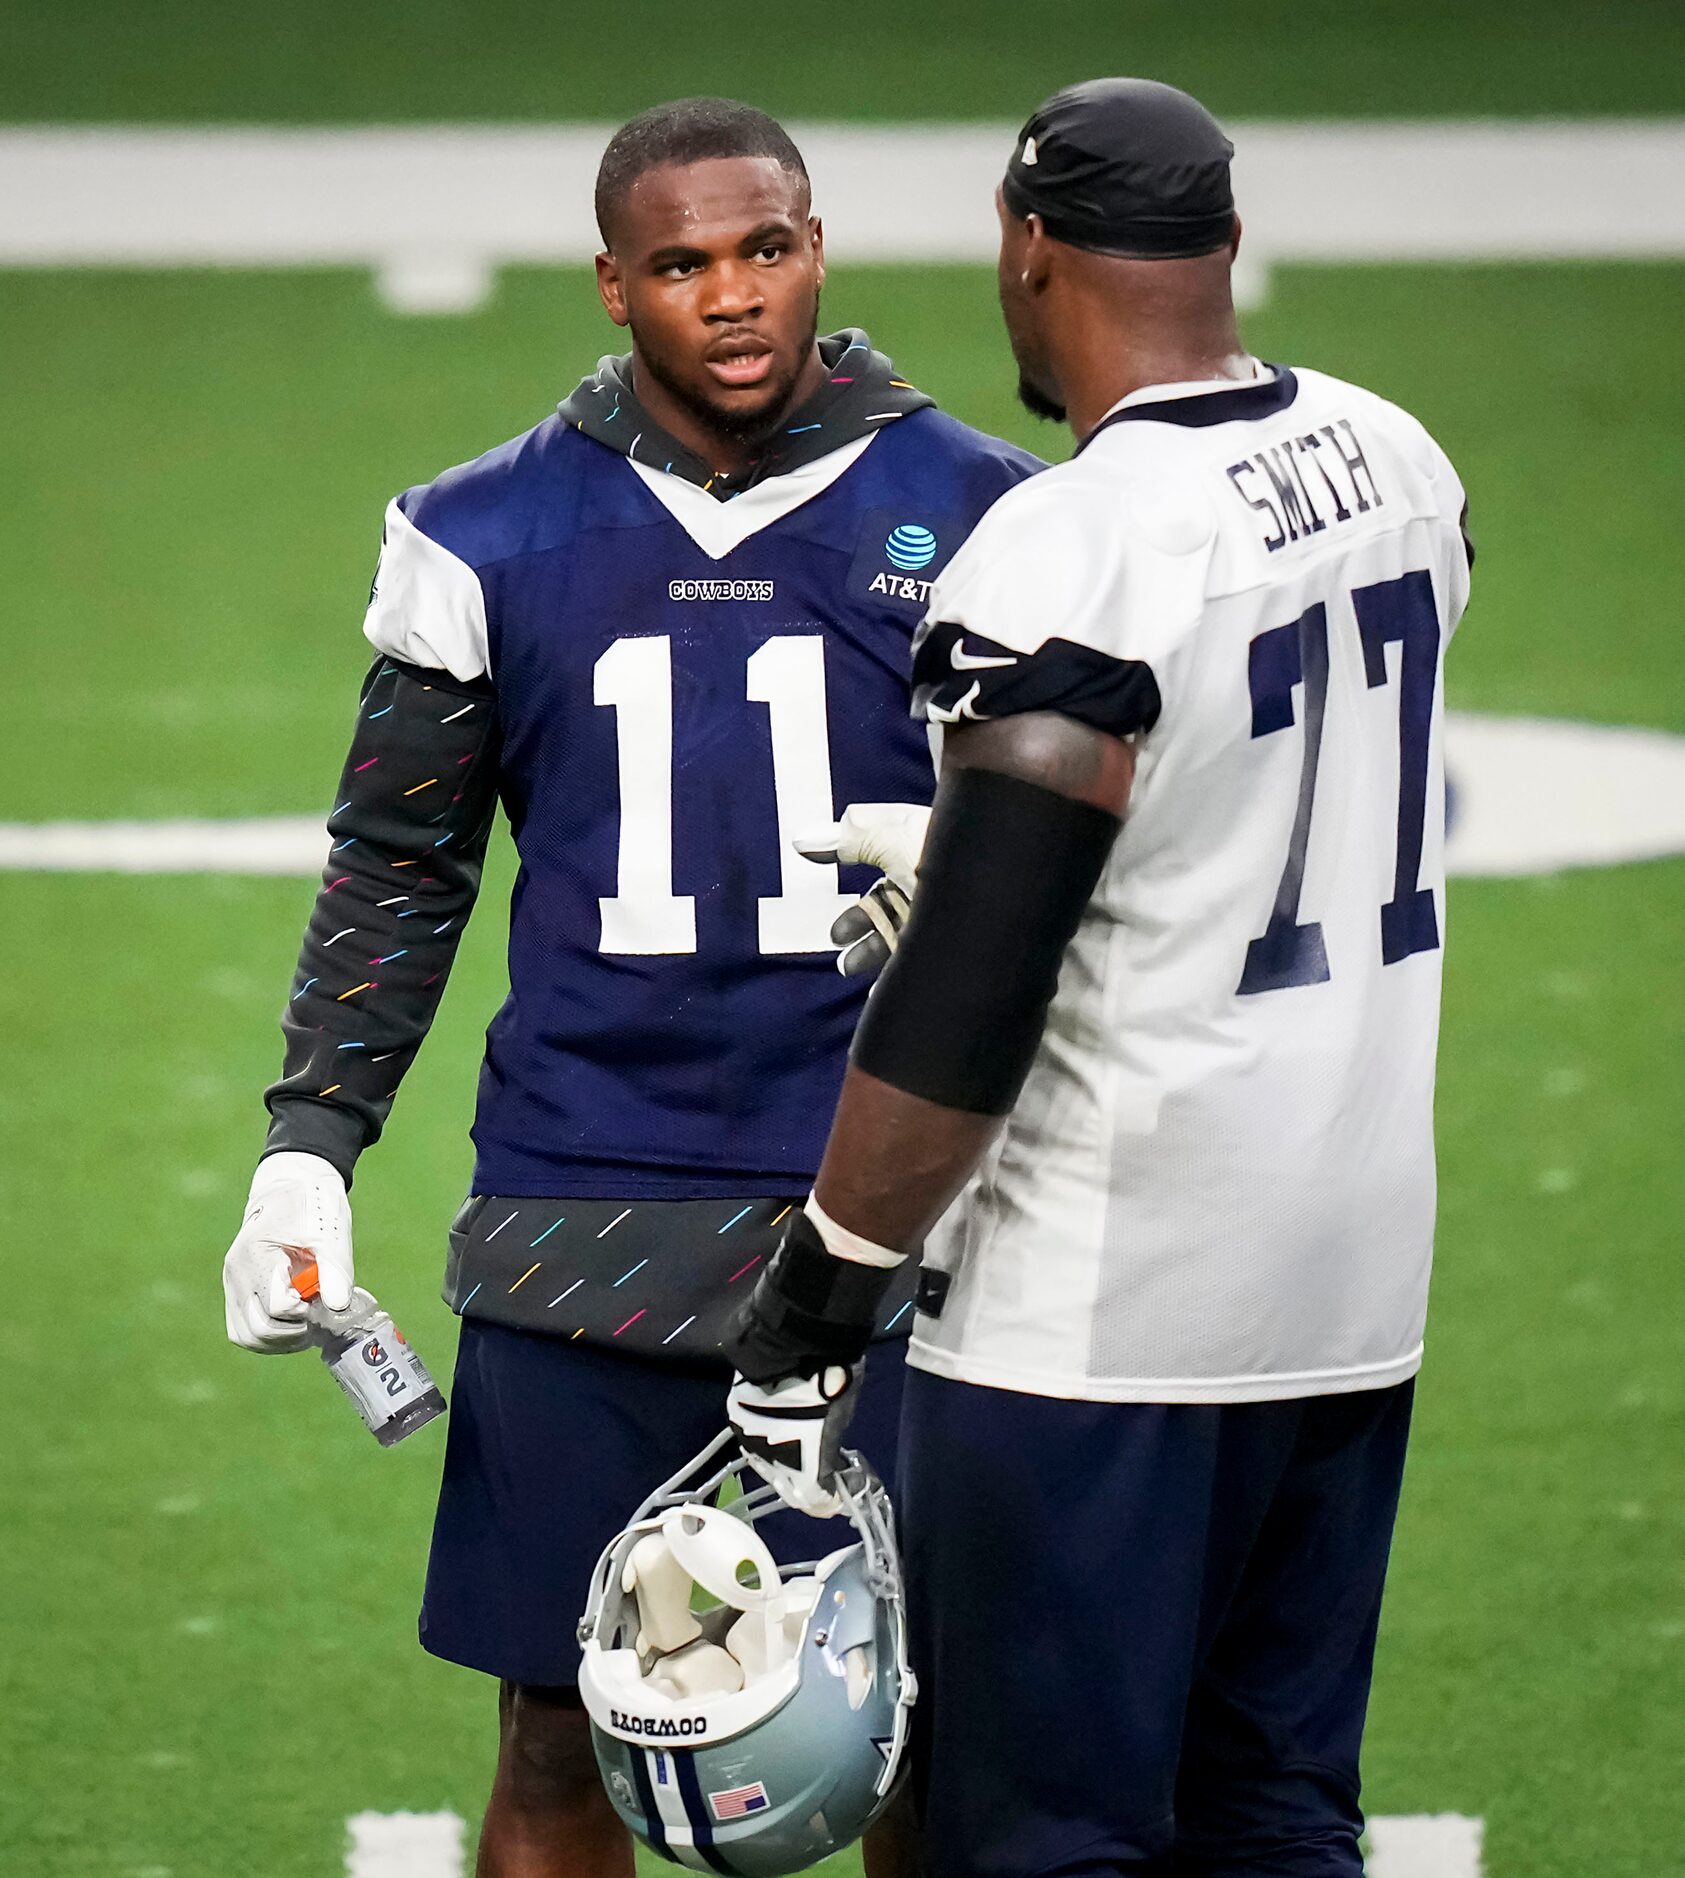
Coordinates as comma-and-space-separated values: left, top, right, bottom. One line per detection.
263, 654, 500, 1183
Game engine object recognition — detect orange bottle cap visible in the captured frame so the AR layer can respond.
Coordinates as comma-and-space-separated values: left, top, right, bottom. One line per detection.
290, 1258, 322, 1302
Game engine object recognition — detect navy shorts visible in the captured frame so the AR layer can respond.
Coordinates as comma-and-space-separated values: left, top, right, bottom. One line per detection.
899, 1370, 1414, 1878
419, 1320, 906, 1687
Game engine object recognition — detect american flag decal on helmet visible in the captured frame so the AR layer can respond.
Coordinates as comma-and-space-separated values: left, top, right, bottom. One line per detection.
708, 1780, 771, 1820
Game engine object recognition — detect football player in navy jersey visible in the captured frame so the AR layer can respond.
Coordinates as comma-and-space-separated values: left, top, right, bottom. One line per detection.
220, 98, 1039, 1877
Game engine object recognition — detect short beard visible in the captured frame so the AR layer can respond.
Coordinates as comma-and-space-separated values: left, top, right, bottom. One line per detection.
1016, 371, 1068, 425
640, 300, 822, 448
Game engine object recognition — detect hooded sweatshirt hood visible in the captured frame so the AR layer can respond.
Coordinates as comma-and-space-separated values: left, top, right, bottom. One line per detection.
557, 328, 934, 500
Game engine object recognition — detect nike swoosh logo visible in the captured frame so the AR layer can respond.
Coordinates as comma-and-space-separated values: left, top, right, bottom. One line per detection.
927, 679, 985, 724
949, 639, 1018, 672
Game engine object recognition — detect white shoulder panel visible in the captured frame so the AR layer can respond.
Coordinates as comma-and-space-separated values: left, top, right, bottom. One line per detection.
925, 458, 1215, 669
362, 498, 491, 682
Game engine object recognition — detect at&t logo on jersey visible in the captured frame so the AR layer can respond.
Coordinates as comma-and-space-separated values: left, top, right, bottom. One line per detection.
848, 510, 958, 610
885, 523, 937, 571
873, 522, 940, 601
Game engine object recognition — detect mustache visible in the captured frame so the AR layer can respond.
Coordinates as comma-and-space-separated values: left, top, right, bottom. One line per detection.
639, 296, 823, 444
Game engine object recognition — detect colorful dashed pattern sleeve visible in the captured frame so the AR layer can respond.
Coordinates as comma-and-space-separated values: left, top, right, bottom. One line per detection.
262, 655, 501, 1183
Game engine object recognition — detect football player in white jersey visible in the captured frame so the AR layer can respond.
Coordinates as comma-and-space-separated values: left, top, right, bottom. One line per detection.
724, 78, 1472, 1877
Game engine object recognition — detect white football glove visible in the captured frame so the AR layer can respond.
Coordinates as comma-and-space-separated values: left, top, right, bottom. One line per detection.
795, 802, 931, 977
222, 1151, 357, 1353
726, 1365, 860, 1518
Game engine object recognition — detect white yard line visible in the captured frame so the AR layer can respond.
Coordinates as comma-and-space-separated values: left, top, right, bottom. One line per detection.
346, 1811, 465, 1878
1, 122, 1681, 310
344, 1810, 1483, 1876
5, 715, 1683, 879
0, 812, 328, 875
1369, 1812, 1486, 1877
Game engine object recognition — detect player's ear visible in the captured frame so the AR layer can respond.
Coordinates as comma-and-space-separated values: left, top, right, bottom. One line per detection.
1022, 214, 1055, 295
596, 250, 630, 327
1229, 213, 1243, 261
809, 216, 826, 289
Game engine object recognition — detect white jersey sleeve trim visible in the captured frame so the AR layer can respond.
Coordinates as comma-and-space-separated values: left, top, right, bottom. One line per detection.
362, 497, 491, 682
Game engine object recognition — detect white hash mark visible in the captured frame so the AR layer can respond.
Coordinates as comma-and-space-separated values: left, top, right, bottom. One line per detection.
1368, 1813, 1484, 1878
346, 1811, 465, 1878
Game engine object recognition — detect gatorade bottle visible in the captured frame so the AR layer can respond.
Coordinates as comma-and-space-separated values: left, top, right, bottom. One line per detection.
292, 1260, 447, 1447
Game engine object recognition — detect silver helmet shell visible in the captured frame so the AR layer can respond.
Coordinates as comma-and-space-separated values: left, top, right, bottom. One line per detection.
577, 1431, 915, 1875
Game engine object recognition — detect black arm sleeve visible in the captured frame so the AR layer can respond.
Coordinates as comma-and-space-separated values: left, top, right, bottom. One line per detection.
262, 655, 501, 1183
851, 768, 1121, 1115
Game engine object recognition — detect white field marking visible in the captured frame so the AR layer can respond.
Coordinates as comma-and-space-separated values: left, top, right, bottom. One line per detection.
0, 813, 330, 874
2, 122, 1682, 311
346, 1811, 464, 1878
1443, 714, 1685, 877
1368, 1812, 1485, 1877
339, 1810, 1476, 1878
4, 714, 1683, 880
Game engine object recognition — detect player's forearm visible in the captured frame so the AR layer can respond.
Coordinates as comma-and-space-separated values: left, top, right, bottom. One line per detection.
814, 716, 1132, 1250
813, 1067, 1000, 1255
727, 716, 1131, 1384
263, 655, 500, 1182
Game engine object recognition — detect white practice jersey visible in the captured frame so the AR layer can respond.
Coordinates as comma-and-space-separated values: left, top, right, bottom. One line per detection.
908, 364, 1470, 1403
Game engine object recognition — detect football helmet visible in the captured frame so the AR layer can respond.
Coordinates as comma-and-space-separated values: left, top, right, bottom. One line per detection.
577, 1430, 915, 1874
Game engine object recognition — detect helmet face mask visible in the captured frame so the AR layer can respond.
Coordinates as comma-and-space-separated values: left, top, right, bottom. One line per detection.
577, 1430, 916, 1874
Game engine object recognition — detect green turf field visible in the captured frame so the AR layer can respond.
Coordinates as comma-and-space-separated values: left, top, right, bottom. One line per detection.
4, 4, 1683, 1870
2, 254, 1681, 1877
9, 0, 1685, 119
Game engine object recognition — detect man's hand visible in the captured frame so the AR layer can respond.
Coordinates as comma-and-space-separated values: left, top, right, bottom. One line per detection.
727, 1366, 860, 1517
722, 1202, 903, 1512
795, 803, 930, 976
222, 1152, 355, 1353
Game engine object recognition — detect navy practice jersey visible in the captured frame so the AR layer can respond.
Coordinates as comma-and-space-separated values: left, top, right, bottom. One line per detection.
359, 411, 1039, 1197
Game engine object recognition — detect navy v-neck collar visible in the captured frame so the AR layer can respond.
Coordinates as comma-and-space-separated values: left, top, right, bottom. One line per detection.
1077, 367, 1299, 453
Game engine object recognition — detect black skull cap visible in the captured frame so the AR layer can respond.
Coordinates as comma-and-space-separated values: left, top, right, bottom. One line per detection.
1003, 78, 1236, 260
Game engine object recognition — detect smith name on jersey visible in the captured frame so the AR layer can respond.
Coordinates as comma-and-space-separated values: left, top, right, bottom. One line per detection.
909, 364, 1471, 1404
268, 332, 1039, 1206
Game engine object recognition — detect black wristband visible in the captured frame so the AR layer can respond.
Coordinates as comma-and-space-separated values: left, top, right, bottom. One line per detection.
852, 766, 1120, 1114
724, 1211, 899, 1384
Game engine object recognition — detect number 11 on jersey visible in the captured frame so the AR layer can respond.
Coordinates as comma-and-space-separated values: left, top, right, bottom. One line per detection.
594, 634, 856, 957
595, 636, 696, 955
